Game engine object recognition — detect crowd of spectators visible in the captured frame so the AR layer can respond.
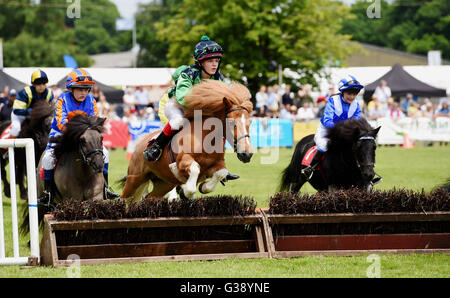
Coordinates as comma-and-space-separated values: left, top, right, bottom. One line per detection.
251, 81, 449, 122
1, 80, 448, 127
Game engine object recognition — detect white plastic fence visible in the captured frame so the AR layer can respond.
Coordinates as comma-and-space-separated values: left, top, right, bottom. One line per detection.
0, 139, 39, 266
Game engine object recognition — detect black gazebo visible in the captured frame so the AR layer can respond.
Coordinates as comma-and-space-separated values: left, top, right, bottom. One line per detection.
363, 63, 447, 101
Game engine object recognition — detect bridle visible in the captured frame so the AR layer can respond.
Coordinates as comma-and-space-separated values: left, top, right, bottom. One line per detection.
78, 130, 104, 171
354, 135, 375, 168
225, 106, 250, 153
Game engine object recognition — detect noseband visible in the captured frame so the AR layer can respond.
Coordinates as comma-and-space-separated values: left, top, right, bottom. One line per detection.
354, 135, 375, 168
225, 107, 250, 153
79, 141, 104, 170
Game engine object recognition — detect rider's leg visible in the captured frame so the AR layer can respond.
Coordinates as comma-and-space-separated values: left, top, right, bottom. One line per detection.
10, 113, 26, 138
39, 147, 56, 205
301, 124, 328, 181
143, 105, 184, 162
143, 123, 176, 162
102, 146, 119, 199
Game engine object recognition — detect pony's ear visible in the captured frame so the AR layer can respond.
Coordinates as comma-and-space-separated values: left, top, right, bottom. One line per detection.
370, 126, 381, 137
223, 97, 233, 109
98, 117, 107, 127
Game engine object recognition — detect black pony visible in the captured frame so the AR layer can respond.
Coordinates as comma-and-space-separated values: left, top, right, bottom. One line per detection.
0, 100, 53, 199
280, 118, 381, 193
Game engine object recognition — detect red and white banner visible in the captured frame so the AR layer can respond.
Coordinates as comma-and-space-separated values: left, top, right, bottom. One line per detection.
102, 120, 129, 148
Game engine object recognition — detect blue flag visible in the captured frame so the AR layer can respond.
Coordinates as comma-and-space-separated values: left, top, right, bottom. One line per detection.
63, 55, 78, 68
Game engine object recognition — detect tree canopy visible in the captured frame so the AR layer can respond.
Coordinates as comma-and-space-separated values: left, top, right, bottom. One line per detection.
0, 0, 129, 67
341, 0, 450, 60
144, 0, 359, 92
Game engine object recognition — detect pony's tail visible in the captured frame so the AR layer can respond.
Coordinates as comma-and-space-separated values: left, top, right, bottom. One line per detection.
279, 141, 304, 192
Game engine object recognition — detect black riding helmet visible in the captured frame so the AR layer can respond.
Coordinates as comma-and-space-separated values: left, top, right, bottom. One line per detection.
194, 35, 224, 76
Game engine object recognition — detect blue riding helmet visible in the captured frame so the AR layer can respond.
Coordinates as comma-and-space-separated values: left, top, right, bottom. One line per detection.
338, 75, 364, 92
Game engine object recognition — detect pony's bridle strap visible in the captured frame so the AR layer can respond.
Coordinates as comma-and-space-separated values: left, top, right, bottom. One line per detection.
225, 106, 250, 152
79, 143, 104, 165
355, 135, 375, 168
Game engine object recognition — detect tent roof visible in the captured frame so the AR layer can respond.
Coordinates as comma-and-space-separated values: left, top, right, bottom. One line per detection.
0, 70, 27, 92
363, 63, 447, 100
57, 77, 124, 104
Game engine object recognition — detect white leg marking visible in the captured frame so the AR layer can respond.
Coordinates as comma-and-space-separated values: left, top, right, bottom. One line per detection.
200, 168, 229, 194
182, 161, 200, 198
167, 187, 178, 202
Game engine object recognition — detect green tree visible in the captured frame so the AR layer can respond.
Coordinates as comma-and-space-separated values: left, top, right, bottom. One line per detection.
341, 0, 450, 60
135, 0, 182, 67
1, 0, 125, 66
73, 0, 125, 54
155, 0, 358, 93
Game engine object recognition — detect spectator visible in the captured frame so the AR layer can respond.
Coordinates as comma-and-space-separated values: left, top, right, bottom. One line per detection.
266, 86, 279, 117
367, 95, 386, 120
281, 84, 293, 110
385, 101, 405, 121
51, 84, 62, 99
316, 96, 327, 119
422, 101, 435, 118
297, 84, 313, 107
373, 80, 391, 105
1, 86, 10, 101
401, 93, 414, 115
325, 84, 336, 98
255, 85, 268, 117
408, 101, 422, 118
420, 98, 432, 113
121, 105, 138, 124
97, 94, 111, 118
0, 89, 16, 122
436, 100, 449, 117
297, 102, 315, 121
134, 86, 151, 112
286, 105, 298, 121
91, 85, 103, 102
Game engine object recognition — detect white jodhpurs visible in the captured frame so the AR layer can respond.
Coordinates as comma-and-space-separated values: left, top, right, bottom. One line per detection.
165, 99, 185, 130
314, 123, 329, 153
10, 113, 26, 137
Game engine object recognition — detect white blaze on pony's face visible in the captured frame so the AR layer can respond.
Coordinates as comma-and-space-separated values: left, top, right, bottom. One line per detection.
226, 105, 253, 163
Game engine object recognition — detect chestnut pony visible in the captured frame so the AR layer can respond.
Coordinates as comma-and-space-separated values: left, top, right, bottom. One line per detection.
121, 80, 254, 202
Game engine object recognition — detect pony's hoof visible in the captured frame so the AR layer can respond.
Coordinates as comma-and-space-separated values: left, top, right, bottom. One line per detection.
198, 181, 209, 194
176, 186, 189, 201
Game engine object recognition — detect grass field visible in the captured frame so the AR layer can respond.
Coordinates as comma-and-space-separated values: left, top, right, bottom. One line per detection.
0, 143, 449, 278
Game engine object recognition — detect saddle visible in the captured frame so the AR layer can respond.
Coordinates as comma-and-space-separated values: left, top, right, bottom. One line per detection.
301, 145, 324, 168
0, 124, 12, 140
301, 145, 326, 182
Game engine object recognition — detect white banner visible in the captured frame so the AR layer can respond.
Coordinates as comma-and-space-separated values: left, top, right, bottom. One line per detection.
369, 117, 450, 144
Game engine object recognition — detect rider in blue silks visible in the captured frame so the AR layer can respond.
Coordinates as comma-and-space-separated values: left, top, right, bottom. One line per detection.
301, 75, 363, 181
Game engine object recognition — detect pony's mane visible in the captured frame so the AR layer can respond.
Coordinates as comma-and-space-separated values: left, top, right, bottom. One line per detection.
326, 118, 374, 146
183, 80, 253, 118
29, 100, 53, 128
51, 115, 105, 160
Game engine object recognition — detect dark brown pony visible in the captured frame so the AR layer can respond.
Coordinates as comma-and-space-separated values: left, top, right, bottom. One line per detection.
0, 100, 53, 199
120, 80, 254, 203
36, 115, 106, 202
21, 115, 106, 235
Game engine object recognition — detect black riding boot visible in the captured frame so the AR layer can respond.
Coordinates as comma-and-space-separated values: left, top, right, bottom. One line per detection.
301, 150, 323, 181
103, 173, 120, 200
38, 179, 53, 207
143, 132, 173, 162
